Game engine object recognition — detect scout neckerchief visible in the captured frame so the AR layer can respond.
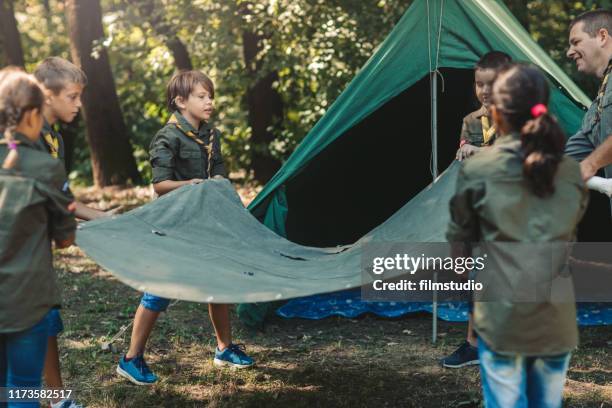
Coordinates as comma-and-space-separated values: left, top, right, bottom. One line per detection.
167, 113, 215, 176
481, 114, 496, 146
594, 59, 612, 125
43, 130, 59, 159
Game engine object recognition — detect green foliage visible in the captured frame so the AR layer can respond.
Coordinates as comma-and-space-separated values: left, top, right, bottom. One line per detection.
505, 0, 612, 98
3, 0, 609, 184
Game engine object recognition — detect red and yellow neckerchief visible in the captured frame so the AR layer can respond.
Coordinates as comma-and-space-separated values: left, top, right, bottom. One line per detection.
43, 132, 59, 159
167, 113, 215, 176
481, 115, 496, 146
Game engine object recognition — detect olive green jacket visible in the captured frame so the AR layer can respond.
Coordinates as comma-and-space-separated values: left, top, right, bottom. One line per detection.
149, 112, 227, 183
447, 133, 588, 355
0, 134, 76, 333
459, 106, 497, 147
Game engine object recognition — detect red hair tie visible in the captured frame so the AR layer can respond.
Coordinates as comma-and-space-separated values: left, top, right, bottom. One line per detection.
531, 103, 548, 118
7, 141, 18, 150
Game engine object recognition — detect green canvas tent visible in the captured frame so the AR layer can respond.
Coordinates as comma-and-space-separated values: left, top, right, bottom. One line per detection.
240, 0, 612, 325
249, 0, 591, 240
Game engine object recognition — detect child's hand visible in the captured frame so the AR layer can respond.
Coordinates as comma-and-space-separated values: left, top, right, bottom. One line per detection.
456, 144, 481, 161
100, 205, 125, 218
55, 233, 75, 249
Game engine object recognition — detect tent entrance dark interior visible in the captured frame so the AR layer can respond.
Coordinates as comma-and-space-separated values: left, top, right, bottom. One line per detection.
282, 68, 612, 247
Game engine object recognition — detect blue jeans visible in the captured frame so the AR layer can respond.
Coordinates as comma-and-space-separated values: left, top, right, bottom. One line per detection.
46, 308, 64, 337
478, 339, 570, 408
140, 293, 171, 312
0, 311, 51, 408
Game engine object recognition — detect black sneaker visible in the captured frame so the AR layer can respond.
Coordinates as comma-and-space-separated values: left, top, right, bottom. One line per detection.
440, 341, 479, 368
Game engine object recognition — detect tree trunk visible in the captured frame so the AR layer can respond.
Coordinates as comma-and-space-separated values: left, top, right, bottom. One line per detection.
134, 0, 192, 71
242, 31, 282, 183
166, 36, 192, 71
0, 0, 25, 67
66, 0, 141, 186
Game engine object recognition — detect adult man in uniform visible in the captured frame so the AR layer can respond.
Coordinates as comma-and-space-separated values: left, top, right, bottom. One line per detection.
565, 10, 612, 185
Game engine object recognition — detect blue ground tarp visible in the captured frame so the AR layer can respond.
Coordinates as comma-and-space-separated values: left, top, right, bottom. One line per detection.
277, 291, 612, 326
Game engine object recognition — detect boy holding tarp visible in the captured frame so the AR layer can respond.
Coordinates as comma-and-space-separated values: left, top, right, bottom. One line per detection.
116, 70, 255, 386
34, 56, 111, 408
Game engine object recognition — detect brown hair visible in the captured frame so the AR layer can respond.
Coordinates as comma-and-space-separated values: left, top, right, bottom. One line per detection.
33, 56, 87, 94
570, 9, 612, 38
492, 63, 566, 198
0, 67, 45, 169
475, 51, 512, 71
166, 70, 214, 111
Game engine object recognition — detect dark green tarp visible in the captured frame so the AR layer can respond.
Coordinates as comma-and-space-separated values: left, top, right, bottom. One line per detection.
77, 170, 456, 303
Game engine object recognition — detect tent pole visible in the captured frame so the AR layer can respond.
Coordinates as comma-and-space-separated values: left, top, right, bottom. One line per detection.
432, 72, 438, 179
431, 71, 438, 345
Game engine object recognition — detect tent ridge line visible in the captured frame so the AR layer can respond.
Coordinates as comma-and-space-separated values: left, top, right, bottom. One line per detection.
470, 0, 590, 106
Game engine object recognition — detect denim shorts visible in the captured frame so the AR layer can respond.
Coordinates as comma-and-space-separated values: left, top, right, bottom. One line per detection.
478, 338, 570, 408
46, 308, 64, 337
140, 293, 171, 312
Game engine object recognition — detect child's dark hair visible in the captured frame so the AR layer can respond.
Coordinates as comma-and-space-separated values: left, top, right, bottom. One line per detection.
492, 63, 566, 198
166, 70, 214, 112
476, 51, 512, 71
0, 67, 45, 169
33, 57, 87, 94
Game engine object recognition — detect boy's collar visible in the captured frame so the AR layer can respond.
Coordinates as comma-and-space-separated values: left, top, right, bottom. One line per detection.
168, 111, 211, 135
475, 105, 490, 118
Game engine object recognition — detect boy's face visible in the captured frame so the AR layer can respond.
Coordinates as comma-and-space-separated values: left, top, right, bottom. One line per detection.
567, 22, 609, 77
474, 68, 497, 109
179, 83, 214, 124
46, 82, 84, 124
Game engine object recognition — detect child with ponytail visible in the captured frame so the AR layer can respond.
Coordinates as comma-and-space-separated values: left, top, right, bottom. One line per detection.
0, 68, 76, 407
447, 63, 588, 408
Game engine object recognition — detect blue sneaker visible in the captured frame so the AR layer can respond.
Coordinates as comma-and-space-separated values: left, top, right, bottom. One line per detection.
50, 400, 83, 408
116, 354, 158, 385
214, 343, 254, 368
